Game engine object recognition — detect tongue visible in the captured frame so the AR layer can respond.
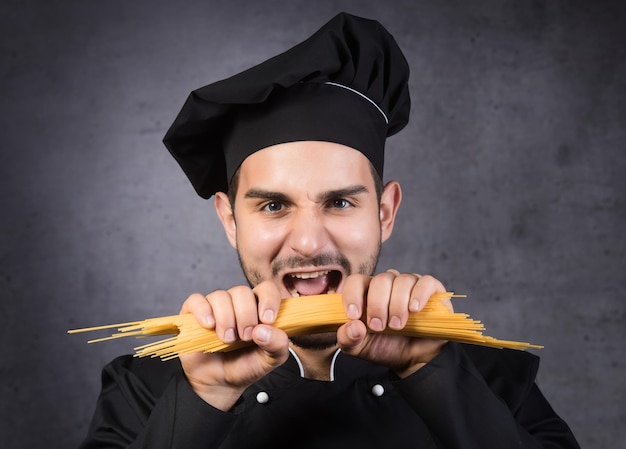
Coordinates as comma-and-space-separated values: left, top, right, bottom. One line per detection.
291, 274, 330, 296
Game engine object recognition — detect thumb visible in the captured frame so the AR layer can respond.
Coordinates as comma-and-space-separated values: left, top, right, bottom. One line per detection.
336, 320, 368, 355
252, 324, 290, 367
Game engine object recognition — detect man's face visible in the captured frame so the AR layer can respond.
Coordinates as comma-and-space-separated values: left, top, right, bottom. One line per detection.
215, 141, 400, 348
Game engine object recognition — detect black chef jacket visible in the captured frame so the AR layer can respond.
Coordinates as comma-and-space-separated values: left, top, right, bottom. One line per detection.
77, 342, 580, 448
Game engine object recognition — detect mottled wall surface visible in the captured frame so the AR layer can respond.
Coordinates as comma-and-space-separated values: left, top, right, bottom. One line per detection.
1, 1, 624, 448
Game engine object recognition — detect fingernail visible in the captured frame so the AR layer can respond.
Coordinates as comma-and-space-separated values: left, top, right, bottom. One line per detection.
346, 322, 356, 339
262, 309, 275, 323
389, 316, 402, 330
409, 299, 420, 312
369, 317, 383, 332
224, 328, 236, 343
256, 326, 271, 343
243, 326, 254, 341
205, 315, 215, 327
347, 303, 360, 319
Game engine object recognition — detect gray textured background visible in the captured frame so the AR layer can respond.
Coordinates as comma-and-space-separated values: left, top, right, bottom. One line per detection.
1, 1, 624, 448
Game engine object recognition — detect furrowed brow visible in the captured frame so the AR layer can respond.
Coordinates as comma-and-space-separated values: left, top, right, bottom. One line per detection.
244, 189, 292, 203
317, 185, 369, 202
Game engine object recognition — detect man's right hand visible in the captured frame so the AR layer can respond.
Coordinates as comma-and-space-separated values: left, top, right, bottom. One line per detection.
178, 281, 290, 411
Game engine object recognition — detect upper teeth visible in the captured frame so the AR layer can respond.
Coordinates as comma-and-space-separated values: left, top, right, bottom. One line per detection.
290, 270, 330, 280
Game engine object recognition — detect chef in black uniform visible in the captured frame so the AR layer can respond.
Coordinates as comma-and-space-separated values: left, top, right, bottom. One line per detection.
78, 12, 580, 449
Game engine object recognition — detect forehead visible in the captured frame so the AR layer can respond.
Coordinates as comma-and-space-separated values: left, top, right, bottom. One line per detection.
236, 141, 376, 193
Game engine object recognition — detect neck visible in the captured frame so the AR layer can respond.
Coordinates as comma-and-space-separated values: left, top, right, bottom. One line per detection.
289, 343, 339, 381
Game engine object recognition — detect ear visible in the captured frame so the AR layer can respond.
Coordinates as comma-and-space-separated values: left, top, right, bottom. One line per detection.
214, 192, 237, 249
379, 180, 402, 243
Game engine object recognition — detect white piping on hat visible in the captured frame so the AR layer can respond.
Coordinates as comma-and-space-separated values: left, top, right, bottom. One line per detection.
324, 81, 389, 125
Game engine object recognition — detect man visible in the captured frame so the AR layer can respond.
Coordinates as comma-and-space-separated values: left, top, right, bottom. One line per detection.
78, 13, 580, 449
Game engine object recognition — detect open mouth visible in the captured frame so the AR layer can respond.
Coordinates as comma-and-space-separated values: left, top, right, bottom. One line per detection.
283, 270, 342, 297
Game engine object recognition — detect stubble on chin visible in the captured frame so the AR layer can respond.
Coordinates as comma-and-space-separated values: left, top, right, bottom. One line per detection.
290, 332, 338, 351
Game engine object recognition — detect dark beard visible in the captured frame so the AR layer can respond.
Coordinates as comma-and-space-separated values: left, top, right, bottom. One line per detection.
290, 332, 338, 350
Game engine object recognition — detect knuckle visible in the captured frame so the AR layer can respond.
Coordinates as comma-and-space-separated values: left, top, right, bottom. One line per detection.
345, 273, 370, 286
395, 273, 418, 285
205, 289, 232, 306
181, 292, 211, 313
252, 280, 280, 297
228, 285, 253, 299
370, 271, 395, 287
186, 292, 208, 303
419, 274, 436, 283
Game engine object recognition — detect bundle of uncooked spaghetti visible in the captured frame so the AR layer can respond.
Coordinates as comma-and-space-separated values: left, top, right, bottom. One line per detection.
68, 293, 542, 360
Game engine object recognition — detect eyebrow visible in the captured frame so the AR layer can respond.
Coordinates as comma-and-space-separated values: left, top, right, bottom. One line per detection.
243, 185, 370, 203
244, 189, 291, 202
317, 185, 369, 202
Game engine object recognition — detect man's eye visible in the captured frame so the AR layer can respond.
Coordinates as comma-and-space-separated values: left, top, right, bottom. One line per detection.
263, 201, 283, 212
331, 199, 350, 209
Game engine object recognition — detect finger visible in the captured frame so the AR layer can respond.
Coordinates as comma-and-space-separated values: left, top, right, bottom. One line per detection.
388, 273, 420, 330
407, 273, 422, 311
336, 320, 367, 354
180, 292, 217, 329
365, 271, 397, 332
410, 274, 446, 312
206, 290, 238, 343
228, 286, 259, 342
252, 324, 290, 368
341, 274, 371, 319
252, 281, 283, 324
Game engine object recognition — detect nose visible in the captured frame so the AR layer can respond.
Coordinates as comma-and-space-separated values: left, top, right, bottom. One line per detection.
286, 207, 330, 257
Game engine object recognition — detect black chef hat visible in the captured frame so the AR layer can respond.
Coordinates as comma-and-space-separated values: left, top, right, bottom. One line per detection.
163, 12, 410, 199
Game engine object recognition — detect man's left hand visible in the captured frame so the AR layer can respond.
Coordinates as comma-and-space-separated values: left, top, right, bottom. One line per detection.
336, 270, 451, 378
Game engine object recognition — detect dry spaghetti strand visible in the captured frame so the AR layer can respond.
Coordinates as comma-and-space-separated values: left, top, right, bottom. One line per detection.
68, 292, 543, 360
